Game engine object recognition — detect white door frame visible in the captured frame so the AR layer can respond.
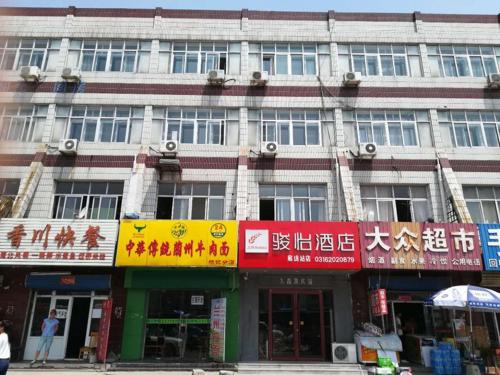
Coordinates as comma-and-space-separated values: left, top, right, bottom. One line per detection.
84, 296, 108, 346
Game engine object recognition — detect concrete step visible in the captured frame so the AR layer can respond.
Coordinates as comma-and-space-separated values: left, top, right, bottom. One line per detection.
238, 362, 367, 375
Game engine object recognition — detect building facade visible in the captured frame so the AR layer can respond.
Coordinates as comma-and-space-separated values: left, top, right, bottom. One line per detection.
0, 6, 500, 364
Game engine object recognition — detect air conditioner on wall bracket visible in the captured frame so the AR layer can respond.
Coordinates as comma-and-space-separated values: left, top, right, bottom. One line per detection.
20, 66, 40, 82
58, 139, 78, 155
331, 343, 357, 363
358, 142, 377, 158
160, 140, 178, 156
260, 141, 278, 157
343, 71, 362, 87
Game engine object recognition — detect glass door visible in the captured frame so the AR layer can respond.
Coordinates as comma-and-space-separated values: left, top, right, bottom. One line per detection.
24, 295, 73, 360
269, 290, 325, 361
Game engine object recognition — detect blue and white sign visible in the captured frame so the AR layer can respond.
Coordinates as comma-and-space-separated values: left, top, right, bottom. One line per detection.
478, 224, 500, 271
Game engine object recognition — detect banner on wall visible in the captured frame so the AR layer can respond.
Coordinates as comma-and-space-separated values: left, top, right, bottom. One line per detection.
478, 224, 500, 271
209, 297, 226, 362
115, 220, 237, 267
360, 222, 482, 270
0, 219, 118, 266
239, 221, 361, 270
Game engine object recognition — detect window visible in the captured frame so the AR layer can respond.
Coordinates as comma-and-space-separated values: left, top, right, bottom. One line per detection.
361, 185, 432, 222
156, 183, 225, 220
428, 45, 500, 77
249, 43, 330, 76
0, 104, 47, 142
0, 179, 20, 199
259, 184, 327, 221
52, 181, 123, 219
343, 110, 432, 147
438, 111, 500, 148
248, 109, 334, 146
54, 105, 144, 144
152, 107, 239, 145
66, 40, 151, 73
159, 41, 240, 74
0, 38, 60, 71
463, 186, 500, 223
338, 44, 422, 77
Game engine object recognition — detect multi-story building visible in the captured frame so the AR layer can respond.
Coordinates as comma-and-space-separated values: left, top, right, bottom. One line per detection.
0, 6, 499, 365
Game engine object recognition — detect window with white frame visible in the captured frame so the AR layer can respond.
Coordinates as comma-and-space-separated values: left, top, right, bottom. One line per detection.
249, 43, 330, 76
52, 181, 123, 220
0, 179, 20, 199
156, 183, 225, 220
338, 44, 422, 77
152, 107, 239, 145
248, 109, 334, 146
361, 185, 432, 222
0, 104, 47, 142
259, 184, 327, 221
428, 45, 500, 77
0, 38, 60, 71
438, 111, 500, 148
66, 40, 151, 73
158, 41, 240, 74
343, 109, 432, 147
53, 105, 144, 144
463, 186, 500, 223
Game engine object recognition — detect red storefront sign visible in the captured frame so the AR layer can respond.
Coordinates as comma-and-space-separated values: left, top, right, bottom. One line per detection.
96, 298, 113, 362
360, 222, 482, 270
370, 289, 388, 316
239, 221, 361, 270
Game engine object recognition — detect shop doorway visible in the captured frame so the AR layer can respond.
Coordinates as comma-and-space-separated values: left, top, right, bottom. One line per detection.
23, 293, 108, 360
265, 289, 325, 361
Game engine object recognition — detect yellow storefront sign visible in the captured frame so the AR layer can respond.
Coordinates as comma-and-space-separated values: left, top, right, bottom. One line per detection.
115, 220, 237, 267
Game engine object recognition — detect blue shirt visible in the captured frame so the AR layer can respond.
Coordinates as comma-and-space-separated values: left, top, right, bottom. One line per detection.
42, 318, 59, 337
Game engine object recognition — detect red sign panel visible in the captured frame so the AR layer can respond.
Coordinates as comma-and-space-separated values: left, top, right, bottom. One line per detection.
371, 289, 388, 316
360, 222, 482, 270
96, 298, 113, 362
239, 221, 361, 270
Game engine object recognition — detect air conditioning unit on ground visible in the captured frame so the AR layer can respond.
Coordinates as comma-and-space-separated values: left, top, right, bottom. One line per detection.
160, 140, 178, 155
343, 71, 362, 87
260, 141, 278, 157
251, 71, 269, 86
331, 343, 357, 364
58, 139, 78, 155
207, 69, 225, 85
488, 73, 500, 88
358, 142, 377, 158
20, 66, 41, 82
61, 67, 81, 82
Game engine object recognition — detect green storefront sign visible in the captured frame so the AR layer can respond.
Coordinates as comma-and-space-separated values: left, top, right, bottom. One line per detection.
120, 268, 239, 362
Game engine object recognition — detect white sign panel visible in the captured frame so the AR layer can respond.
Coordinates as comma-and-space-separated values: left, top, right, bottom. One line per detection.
245, 229, 269, 253
0, 219, 118, 266
209, 297, 226, 362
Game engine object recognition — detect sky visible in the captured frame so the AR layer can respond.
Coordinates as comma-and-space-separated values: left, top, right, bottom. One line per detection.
1, 0, 499, 14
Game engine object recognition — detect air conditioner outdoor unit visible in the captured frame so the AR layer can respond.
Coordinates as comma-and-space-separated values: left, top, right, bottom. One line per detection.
488, 73, 500, 88
61, 67, 81, 82
251, 71, 269, 86
343, 71, 362, 87
20, 66, 41, 82
158, 158, 181, 170
260, 141, 278, 157
207, 69, 225, 85
160, 140, 178, 155
358, 142, 377, 158
58, 139, 78, 155
331, 343, 357, 364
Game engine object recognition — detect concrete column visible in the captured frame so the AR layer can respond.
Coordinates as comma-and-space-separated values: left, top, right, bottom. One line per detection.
420, 43, 432, 78
11, 146, 47, 218
236, 108, 249, 220
337, 149, 359, 221
123, 149, 148, 218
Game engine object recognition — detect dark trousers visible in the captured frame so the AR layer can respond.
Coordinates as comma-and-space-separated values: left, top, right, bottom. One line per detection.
0, 358, 9, 375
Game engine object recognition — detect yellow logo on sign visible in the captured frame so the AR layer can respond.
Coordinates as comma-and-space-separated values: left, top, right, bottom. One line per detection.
210, 223, 226, 238
171, 222, 187, 238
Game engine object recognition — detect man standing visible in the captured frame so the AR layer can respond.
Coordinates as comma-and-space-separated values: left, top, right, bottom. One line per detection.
30, 309, 59, 366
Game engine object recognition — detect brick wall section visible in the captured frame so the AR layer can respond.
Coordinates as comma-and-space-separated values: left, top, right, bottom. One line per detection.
349, 159, 436, 172
42, 155, 135, 168
3, 81, 500, 100
247, 158, 332, 170
0, 7, 498, 23
449, 160, 500, 173
0, 154, 34, 167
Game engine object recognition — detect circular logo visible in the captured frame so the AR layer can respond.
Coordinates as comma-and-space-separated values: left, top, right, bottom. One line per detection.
171, 222, 188, 239
210, 223, 227, 238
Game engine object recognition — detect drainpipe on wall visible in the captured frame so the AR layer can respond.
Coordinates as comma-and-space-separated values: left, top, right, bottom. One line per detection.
436, 158, 448, 222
